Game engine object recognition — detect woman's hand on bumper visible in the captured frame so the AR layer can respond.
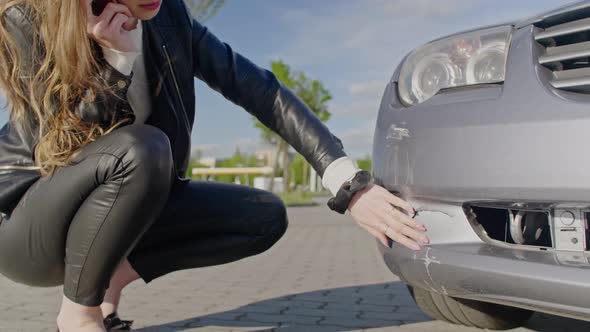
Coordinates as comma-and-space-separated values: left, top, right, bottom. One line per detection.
347, 183, 429, 251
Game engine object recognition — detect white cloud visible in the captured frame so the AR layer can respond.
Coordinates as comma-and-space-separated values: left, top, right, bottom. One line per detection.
327, 119, 378, 158
373, 0, 483, 18
233, 137, 258, 146
331, 100, 381, 116
193, 138, 273, 159
274, 1, 483, 69
330, 80, 388, 117
349, 80, 388, 99
192, 143, 220, 153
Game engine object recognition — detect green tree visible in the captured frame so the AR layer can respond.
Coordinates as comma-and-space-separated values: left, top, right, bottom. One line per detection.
253, 60, 332, 192
289, 153, 306, 188
205, 148, 259, 185
185, 148, 214, 178
356, 155, 372, 173
185, 0, 226, 21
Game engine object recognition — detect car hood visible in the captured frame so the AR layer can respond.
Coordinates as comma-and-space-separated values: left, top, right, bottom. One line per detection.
516, 0, 590, 28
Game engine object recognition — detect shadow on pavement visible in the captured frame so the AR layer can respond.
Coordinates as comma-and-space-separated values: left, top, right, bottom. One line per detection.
132, 282, 590, 332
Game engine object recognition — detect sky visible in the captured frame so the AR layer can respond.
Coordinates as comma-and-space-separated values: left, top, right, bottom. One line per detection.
0, 0, 578, 159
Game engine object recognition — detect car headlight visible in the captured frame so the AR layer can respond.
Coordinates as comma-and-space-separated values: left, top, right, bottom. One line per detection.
398, 25, 513, 107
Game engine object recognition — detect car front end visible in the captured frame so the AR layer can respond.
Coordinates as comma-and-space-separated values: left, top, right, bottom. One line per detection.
373, 1, 590, 327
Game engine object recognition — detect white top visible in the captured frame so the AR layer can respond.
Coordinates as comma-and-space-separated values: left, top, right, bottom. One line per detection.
101, 23, 360, 197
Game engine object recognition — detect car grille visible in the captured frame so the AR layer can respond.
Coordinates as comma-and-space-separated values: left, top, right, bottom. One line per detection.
534, 3, 590, 93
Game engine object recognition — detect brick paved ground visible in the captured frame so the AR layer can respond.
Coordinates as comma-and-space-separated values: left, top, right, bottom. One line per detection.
0, 197, 588, 331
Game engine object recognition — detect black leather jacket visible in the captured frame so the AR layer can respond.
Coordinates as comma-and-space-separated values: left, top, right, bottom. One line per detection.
0, 0, 348, 214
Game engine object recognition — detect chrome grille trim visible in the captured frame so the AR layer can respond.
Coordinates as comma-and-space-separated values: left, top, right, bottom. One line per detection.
534, 11, 590, 95
539, 41, 590, 65
529, 2, 590, 29
535, 17, 590, 42
553, 67, 590, 92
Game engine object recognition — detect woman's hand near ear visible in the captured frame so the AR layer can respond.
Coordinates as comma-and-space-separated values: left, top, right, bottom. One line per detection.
84, 0, 139, 52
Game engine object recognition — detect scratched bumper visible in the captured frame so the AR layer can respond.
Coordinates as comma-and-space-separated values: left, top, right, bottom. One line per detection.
378, 231, 590, 321
376, 199, 590, 320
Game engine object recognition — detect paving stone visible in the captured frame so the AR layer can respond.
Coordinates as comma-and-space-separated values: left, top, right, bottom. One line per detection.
360, 310, 430, 322
254, 299, 324, 310
188, 318, 271, 329
232, 305, 286, 315
318, 316, 397, 329
242, 313, 320, 325
323, 302, 397, 313
273, 324, 342, 332
283, 307, 360, 319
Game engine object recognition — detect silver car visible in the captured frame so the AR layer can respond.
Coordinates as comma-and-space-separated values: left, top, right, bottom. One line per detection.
373, 1, 590, 329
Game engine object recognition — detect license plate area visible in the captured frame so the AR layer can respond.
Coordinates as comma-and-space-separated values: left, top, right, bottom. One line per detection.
552, 205, 588, 252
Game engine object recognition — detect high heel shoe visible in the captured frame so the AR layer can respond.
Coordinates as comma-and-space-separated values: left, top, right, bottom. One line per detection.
103, 311, 134, 331
55, 311, 133, 332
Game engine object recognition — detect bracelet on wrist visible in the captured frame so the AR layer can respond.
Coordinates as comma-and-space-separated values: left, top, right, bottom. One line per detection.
327, 170, 373, 214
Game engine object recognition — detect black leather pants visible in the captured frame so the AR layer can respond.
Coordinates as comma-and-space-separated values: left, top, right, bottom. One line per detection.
0, 124, 288, 306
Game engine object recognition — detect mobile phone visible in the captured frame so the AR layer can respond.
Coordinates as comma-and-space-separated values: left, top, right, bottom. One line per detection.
91, 0, 112, 16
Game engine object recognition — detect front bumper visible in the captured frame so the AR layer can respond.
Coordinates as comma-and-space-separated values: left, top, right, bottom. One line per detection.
377, 198, 590, 321
378, 240, 590, 321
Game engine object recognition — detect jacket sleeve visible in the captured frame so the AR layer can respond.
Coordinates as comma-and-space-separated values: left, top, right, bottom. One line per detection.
2, 5, 135, 129
188, 17, 348, 178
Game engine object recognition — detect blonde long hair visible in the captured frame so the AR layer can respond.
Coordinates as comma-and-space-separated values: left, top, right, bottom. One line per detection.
0, 0, 133, 177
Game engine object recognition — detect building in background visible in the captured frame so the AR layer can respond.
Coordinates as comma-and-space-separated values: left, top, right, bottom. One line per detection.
254, 150, 273, 167
197, 157, 216, 168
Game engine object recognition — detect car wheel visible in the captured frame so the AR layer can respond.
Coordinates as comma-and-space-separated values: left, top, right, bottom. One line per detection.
407, 285, 534, 330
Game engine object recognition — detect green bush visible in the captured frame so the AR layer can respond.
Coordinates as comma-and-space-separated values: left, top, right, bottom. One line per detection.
277, 190, 315, 206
